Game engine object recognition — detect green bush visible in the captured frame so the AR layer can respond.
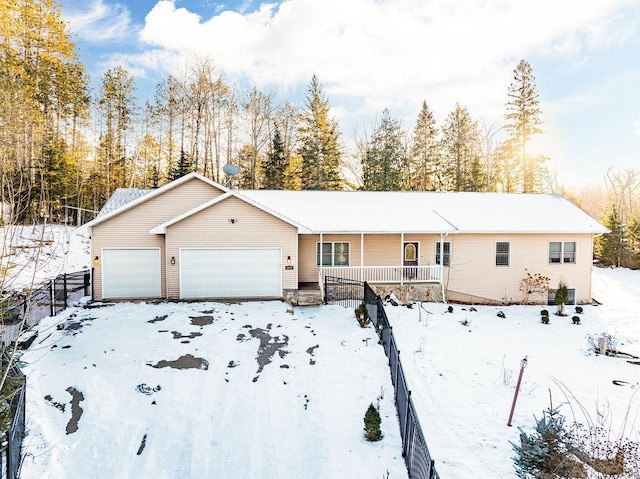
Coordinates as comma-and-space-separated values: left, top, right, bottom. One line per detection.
364, 403, 382, 442
354, 301, 370, 328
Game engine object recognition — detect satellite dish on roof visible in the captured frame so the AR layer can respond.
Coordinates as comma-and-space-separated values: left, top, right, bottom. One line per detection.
223, 164, 240, 177
223, 164, 240, 187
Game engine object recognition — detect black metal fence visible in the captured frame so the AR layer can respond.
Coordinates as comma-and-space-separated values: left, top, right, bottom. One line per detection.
2, 270, 91, 344
324, 276, 364, 310
0, 357, 26, 479
365, 282, 440, 479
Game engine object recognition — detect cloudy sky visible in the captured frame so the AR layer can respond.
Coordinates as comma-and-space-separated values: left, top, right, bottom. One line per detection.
59, 0, 640, 187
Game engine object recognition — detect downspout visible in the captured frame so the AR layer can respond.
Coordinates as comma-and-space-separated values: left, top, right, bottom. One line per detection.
440, 232, 447, 303
360, 233, 364, 282
401, 232, 405, 286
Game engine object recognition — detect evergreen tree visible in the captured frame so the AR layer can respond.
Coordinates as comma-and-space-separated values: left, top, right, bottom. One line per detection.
169, 149, 193, 181
596, 206, 635, 268
364, 403, 382, 441
441, 104, 483, 191
512, 404, 585, 478
263, 125, 287, 189
297, 75, 342, 190
97, 66, 137, 195
409, 101, 442, 191
361, 108, 406, 191
504, 59, 544, 193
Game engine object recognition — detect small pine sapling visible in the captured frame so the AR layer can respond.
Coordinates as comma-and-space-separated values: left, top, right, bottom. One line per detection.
364, 403, 382, 441
541, 315, 550, 324
572, 316, 581, 325
575, 306, 583, 314
554, 281, 570, 316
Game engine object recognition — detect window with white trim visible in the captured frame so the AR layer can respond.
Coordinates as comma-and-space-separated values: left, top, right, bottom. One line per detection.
496, 242, 510, 266
435, 242, 451, 267
549, 242, 576, 264
316, 242, 350, 266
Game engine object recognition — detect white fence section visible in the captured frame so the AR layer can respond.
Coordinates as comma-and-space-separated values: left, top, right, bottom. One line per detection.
320, 265, 442, 284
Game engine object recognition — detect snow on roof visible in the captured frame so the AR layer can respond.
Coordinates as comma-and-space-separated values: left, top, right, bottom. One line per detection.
95, 188, 153, 218
238, 190, 608, 234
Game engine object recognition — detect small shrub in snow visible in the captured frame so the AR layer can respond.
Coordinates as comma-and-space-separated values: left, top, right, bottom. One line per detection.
541, 309, 549, 317
364, 403, 382, 442
541, 315, 550, 325
446, 305, 454, 313
354, 301, 370, 328
575, 306, 584, 314
572, 316, 581, 325
497, 311, 506, 318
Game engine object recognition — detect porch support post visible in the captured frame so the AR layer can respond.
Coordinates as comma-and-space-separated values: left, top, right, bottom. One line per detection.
360, 233, 364, 282
400, 233, 405, 286
440, 233, 447, 303
319, 233, 323, 284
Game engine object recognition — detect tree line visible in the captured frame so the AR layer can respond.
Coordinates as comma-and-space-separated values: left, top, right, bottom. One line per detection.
2, 0, 640, 268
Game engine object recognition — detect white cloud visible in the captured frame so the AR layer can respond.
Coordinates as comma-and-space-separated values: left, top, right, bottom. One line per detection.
62, 0, 134, 42
134, 0, 634, 126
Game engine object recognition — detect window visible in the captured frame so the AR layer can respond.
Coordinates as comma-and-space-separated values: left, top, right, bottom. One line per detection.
496, 242, 510, 266
316, 242, 349, 266
435, 242, 451, 267
549, 242, 576, 264
548, 288, 575, 306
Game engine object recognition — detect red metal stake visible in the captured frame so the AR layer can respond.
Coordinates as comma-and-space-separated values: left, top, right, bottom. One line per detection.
507, 356, 528, 427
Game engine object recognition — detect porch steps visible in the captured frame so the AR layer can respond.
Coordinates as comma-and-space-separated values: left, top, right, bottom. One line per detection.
296, 290, 323, 306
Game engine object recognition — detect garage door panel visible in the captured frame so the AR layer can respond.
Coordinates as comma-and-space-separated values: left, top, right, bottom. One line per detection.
102, 248, 162, 299
180, 248, 281, 299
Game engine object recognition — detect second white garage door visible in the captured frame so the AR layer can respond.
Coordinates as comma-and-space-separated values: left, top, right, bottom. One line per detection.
180, 248, 282, 299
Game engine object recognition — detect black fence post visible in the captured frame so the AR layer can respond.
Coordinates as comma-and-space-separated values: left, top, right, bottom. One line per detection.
49, 280, 54, 317
63, 273, 68, 309
403, 390, 412, 455
84, 271, 90, 296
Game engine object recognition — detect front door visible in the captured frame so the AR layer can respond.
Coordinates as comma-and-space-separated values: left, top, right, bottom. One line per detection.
403, 242, 419, 267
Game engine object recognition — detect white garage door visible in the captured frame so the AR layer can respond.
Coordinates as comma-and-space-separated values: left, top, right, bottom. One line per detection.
180, 248, 282, 299
102, 248, 161, 299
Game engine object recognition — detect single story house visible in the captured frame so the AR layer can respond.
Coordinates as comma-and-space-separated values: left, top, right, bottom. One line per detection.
85, 172, 608, 305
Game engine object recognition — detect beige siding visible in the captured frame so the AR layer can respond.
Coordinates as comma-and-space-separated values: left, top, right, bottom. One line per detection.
442, 233, 594, 303
91, 178, 223, 300
298, 232, 595, 303
165, 196, 298, 298
298, 234, 366, 282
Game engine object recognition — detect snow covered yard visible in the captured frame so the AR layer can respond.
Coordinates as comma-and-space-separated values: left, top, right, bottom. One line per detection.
386, 267, 640, 479
19, 300, 408, 479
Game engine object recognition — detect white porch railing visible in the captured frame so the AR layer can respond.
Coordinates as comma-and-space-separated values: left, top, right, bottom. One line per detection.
320, 265, 442, 284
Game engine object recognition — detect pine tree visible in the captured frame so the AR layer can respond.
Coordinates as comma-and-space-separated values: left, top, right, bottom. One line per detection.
169, 149, 193, 181
512, 404, 586, 478
297, 75, 342, 190
361, 108, 406, 191
504, 59, 544, 193
596, 206, 634, 267
441, 104, 483, 191
409, 101, 442, 191
364, 403, 382, 441
263, 125, 287, 189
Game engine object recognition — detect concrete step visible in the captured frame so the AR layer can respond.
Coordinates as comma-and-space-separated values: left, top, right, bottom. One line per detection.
297, 290, 323, 306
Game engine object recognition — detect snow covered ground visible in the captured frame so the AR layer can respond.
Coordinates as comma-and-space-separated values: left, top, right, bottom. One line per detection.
386, 267, 640, 478
0, 223, 91, 291
19, 301, 408, 478
5, 225, 640, 477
